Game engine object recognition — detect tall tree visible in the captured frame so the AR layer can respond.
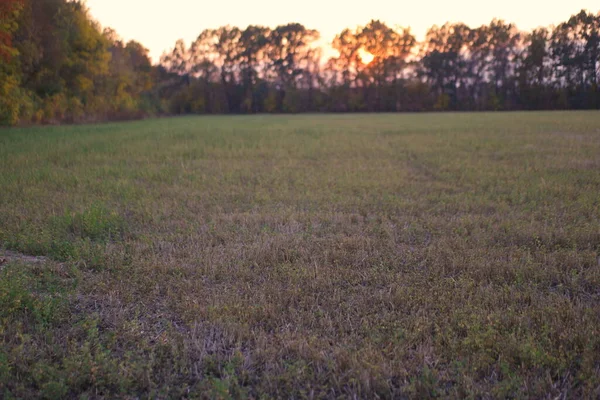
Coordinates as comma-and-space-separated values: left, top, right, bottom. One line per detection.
485, 20, 521, 109
329, 28, 363, 110
551, 10, 600, 107
189, 30, 219, 113
236, 25, 270, 112
0, 0, 24, 124
0, 0, 23, 61
161, 39, 190, 76
267, 23, 319, 112
516, 28, 550, 109
3, 5, 600, 125
213, 26, 243, 112
419, 23, 471, 110
359, 20, 415, 111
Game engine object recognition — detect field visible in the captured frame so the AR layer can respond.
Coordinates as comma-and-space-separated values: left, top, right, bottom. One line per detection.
1, 112, 599, 398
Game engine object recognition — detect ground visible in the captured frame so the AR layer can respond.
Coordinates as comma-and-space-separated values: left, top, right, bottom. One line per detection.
0, 112, 599, 398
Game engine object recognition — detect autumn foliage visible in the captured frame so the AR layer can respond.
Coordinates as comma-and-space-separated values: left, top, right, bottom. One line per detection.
0, 1, 599, 126
0, 0, 23, 61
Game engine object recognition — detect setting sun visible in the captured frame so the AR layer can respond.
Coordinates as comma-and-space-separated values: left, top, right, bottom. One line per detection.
84, 0, 600, 62
358, 48, 375, 64
2, 0, 600, 397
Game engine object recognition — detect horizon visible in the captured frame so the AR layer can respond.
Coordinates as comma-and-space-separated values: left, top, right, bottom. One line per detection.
2, 3, 600, 397
84, 0, 600, 63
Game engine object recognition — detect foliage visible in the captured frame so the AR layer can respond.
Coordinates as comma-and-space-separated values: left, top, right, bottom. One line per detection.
0, 0, 155, 125
0, 3, 599, 124
156, 11, 599, 116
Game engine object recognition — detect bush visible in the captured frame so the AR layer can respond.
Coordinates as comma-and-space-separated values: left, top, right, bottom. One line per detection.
0, 74, 22, 126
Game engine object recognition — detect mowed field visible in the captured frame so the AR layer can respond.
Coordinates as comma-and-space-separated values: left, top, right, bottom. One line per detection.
1, 112, 599, 398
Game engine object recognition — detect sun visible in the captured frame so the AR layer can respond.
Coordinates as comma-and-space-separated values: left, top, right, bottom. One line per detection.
358, 48, 375, 64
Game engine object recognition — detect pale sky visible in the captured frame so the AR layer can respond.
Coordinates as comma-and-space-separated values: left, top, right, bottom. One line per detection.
84, 0, 599, 63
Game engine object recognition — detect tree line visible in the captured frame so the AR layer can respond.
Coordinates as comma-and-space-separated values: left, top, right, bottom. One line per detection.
1, 0, 599, 125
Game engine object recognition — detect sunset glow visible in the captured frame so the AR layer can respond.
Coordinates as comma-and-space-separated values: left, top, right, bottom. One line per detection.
358, 48, 375, 64
84, 0, 600, 63
3, 0, 600, 395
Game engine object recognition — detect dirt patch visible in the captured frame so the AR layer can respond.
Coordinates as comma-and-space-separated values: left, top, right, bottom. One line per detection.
0, 250, 48, 268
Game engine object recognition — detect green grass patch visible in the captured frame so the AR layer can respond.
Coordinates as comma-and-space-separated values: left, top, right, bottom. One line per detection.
1, 203, 128, 267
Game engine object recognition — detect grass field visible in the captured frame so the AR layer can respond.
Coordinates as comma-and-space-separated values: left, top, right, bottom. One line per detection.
1, 112, 599, 398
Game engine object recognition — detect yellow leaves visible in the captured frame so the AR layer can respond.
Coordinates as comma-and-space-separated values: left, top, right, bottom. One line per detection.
0, 73, 21, 125
75, 75, 94, 94
0, 0, 24, 61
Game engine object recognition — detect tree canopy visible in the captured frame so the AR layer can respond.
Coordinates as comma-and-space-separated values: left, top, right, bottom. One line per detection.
0, 1, 599, 125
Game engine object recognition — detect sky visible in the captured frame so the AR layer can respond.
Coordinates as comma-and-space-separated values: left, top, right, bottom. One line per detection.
84, 0, 599, 63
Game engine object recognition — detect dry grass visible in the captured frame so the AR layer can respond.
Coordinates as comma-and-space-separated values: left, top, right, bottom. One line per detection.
1, 111, 599, 398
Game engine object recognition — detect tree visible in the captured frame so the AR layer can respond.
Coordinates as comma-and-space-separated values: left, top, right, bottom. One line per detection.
0, 0, 24, 125
237, 25, 270, 112
3, 5, 600, 125
485, 20, 521, 109
0, 0, 23, 61
329, 28, 363, 110
359, 20, 415, 110
516, 28, 550, 109
267, 23, 319, 112
161, 39, 190, 76
419, 23, 470, 110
